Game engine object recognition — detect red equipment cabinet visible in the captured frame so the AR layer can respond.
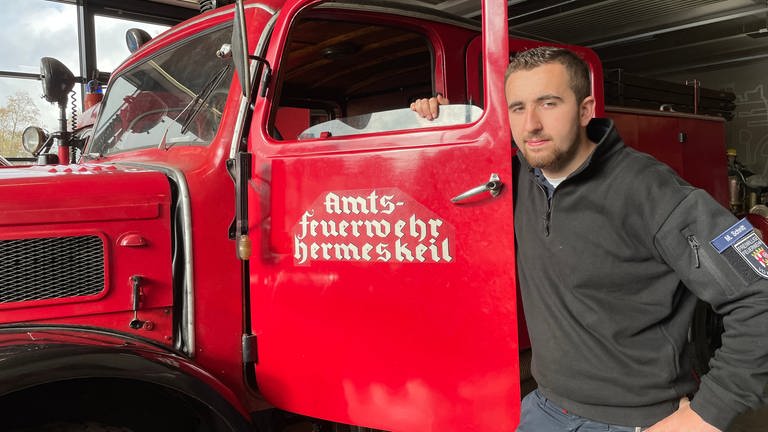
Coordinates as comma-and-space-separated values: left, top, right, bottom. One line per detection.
607, 107, 729, 207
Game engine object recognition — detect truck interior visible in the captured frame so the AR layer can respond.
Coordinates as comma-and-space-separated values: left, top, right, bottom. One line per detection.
269, 4, 482, 141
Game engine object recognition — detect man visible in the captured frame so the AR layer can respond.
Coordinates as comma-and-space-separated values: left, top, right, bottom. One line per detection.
411, 47, 768, 431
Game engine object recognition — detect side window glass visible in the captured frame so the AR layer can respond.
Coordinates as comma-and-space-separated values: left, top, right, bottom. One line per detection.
269, 10, 481, 141
466, 35, 484, 109
90, 25, 233, 155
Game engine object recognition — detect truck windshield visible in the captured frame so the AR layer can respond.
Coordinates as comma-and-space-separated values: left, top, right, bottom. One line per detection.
90, 24, 234, 155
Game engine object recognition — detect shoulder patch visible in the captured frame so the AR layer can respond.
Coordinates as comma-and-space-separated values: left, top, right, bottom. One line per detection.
733, 232, 768, 279
711, 218, 768, 280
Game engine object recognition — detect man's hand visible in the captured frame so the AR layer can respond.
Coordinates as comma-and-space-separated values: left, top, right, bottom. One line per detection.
645, 398, 721, 432
410, 94, 449, 120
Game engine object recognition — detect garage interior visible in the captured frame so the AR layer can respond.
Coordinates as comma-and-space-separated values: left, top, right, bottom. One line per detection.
4, 0, 768, 196
0, 0, 767, 431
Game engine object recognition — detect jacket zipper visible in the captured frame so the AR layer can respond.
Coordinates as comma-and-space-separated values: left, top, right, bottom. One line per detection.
535, 183, 553, 236
687, 235, 701, 268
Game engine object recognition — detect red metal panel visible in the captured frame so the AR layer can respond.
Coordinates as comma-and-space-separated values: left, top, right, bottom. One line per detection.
97, 4, 281, 413
275, 107, 310, 141
679, 117, 729, 208
608, 109, 729, 208
608, 110, 685, 176
0, 165, 174, 344
246, 1, 519, 430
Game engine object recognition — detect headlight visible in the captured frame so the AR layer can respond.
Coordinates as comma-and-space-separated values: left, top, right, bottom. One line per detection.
22, 126, 48, 155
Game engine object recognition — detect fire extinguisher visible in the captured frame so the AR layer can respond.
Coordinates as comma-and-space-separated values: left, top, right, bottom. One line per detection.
727, 148, 747, 215
84, 79, 103, 110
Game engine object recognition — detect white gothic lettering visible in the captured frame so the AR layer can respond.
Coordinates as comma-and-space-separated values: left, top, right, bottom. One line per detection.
294, 190, 453, 265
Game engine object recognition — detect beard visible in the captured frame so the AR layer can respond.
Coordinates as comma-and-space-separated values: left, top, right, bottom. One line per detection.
520, 133, 581, 175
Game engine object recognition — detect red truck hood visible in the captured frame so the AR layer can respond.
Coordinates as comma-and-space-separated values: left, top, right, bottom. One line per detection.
0, 163, 171, 227
0, 163, 174, 345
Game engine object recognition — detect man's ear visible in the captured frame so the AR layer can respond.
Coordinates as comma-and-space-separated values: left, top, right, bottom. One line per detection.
580, 95, 596, 126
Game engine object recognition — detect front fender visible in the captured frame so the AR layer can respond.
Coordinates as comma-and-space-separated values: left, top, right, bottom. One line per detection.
0, 325, 252, 430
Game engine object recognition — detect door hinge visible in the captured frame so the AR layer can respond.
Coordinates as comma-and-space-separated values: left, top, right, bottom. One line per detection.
242, 334, 258, 364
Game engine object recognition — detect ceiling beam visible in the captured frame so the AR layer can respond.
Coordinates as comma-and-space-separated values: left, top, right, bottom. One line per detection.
146, 0, 198, 8
508, 0, 593, 23
437, 0, 526, 18
601, 34, 749, 63
85, 0, 196, 24
589, 5, 766, 48
646, 51, 768, 76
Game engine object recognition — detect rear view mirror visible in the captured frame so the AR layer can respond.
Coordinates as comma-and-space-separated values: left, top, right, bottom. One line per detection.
126, 28, 152, 53
231, 0, 250, 100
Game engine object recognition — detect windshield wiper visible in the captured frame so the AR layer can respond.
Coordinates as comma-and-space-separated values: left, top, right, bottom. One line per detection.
179, 64, 231, 134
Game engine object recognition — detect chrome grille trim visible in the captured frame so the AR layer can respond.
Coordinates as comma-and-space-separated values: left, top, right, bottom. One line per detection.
109, 161, 194, 357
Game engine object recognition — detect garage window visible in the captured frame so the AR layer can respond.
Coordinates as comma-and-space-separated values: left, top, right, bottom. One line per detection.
95, 15, 169, 73
0, 0, 79, 159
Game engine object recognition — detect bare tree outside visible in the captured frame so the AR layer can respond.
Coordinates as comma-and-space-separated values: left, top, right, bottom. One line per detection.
0, 91, 41, 158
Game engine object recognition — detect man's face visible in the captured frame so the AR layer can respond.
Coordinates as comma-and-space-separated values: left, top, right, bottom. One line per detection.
505, 62, 594, 178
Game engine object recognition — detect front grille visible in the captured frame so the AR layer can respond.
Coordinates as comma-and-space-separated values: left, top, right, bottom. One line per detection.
0, 235, 105, 304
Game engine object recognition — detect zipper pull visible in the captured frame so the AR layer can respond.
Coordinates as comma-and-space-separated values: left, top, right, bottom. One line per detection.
687, 235, 700, 268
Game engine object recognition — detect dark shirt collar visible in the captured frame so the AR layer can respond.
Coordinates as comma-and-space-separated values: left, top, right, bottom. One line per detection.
533, 168, 556, 199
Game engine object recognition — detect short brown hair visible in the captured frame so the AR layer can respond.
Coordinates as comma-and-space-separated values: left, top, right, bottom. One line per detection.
505, 47, 591, 103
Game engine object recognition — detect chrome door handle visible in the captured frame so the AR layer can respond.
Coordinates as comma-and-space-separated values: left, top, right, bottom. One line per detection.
451, 173, 503, 203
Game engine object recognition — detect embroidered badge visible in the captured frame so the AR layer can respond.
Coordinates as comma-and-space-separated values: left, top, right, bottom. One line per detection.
711, 218, 768, 280
733, 232, 768, 279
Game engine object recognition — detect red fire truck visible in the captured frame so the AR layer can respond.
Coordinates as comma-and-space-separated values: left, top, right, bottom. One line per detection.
0, 1, 736, 431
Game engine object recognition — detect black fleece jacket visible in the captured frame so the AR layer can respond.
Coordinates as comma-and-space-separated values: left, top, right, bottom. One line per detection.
514, 118, 768, 430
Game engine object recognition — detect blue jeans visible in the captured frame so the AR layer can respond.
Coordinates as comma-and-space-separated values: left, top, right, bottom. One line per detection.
517, 389, 643, 432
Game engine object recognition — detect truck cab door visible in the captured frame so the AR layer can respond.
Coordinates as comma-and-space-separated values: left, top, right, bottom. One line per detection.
246, 1, 518, 430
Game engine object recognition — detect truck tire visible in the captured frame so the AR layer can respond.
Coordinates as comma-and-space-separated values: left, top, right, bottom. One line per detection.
14, 422, 133, 432
199, 0, 235, 12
